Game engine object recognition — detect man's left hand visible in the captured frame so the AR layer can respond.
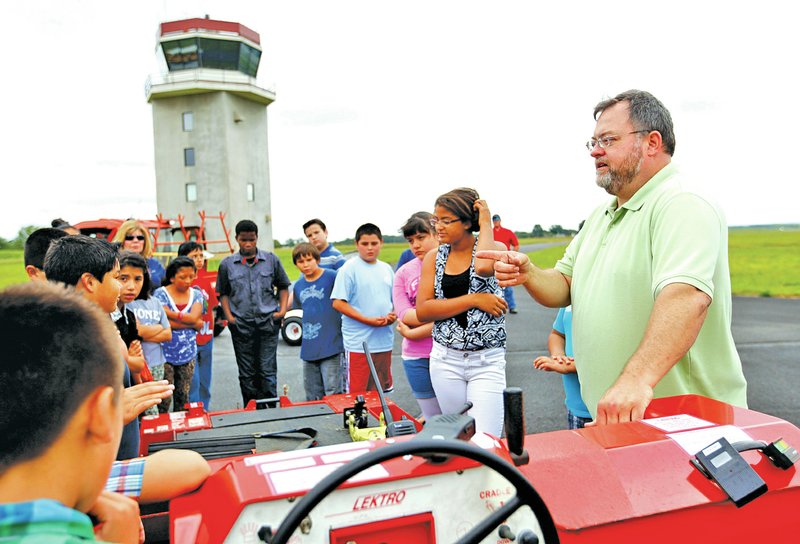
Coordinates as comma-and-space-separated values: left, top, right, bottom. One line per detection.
592, 376, 653, 425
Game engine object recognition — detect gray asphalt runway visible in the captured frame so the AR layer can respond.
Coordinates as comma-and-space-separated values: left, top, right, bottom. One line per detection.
206, 294, 800, 434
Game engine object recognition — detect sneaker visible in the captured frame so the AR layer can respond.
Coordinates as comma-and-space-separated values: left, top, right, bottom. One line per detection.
509, 308, 518, 314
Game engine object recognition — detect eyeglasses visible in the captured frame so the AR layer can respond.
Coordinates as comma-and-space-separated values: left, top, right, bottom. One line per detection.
429, 217, 461, 227
586, 130, 650, 151
125, 235, 146, 241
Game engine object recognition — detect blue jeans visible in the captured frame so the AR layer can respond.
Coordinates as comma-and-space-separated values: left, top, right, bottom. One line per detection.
303, 353, 345, 401
229, 318, 280, 405
189, 339, 213, 410
503, 285, 516, 310
402, 357, 436, 399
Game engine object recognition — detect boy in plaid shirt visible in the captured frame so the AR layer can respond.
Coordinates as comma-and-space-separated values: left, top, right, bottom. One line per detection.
0, 282, 140, 543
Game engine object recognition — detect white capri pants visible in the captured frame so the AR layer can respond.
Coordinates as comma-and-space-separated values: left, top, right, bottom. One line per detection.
429, 342, 507, 437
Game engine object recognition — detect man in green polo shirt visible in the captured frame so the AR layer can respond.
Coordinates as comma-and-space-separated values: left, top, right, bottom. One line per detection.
478, 89, 747, 424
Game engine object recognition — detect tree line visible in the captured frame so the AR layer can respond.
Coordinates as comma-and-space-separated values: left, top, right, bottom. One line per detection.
276, 225, 577, 248
0, 225, 39, 250
529, 224, 577, 238
2, 223, 578, 251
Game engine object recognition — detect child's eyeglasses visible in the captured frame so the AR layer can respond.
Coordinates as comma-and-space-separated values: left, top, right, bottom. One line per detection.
125, 235, 146, 241
429, 217, 461, 227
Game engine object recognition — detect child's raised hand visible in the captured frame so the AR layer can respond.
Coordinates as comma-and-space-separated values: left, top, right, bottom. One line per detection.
122, 380, 174, 423
473, 199, 491, 224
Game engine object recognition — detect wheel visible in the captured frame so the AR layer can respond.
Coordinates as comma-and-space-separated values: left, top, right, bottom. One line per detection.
268, 438, 559, 544
280, 316, 303, 346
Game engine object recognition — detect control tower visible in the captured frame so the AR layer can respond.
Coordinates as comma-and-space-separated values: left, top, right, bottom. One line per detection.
146, 17, 276, 249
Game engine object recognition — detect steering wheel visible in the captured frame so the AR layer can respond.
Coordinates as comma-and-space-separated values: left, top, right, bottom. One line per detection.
268, 438, 559, 544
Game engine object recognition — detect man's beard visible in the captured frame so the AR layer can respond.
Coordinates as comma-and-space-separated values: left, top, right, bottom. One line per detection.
596, 146, 643, 195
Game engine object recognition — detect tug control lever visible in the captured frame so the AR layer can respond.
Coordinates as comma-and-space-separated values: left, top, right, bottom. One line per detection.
504, 387, 529, 466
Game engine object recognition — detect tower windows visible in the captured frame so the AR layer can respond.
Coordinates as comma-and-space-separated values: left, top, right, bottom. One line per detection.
186, 183, 197, 202
182, 112, 194, 131
163, 38, 199, 70
162, 37, 261, 77
184, 148, 195, 166
246, 183, 255, 202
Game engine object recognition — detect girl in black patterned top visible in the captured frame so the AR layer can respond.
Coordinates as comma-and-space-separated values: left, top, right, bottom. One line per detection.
416, 188, 509, 436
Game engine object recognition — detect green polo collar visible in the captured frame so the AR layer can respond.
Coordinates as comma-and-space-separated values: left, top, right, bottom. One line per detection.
605, 161, 678, 217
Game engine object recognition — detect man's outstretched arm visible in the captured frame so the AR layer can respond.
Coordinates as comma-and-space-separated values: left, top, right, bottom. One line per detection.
475, 250, 571, 308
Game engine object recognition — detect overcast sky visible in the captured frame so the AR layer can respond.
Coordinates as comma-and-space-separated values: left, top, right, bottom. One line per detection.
3, 1, 798, 243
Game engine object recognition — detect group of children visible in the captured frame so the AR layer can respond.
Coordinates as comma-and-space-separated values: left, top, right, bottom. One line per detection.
49, 219, 219, 415
292, 221, 408, 407
4, 229, 212, 542
34, 206, 583, 436
289, 216, 442, 425
115, 231, 219, 415
292, 188, 590, 435
289, 220, 386, 400
291, 190, 510, 435
0, 196, 587, 540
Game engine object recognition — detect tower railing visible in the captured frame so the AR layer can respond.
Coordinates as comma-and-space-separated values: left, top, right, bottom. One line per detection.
145, 69, 276, 98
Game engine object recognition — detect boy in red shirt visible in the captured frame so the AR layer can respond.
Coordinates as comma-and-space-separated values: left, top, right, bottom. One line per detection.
492, 214, 519, 314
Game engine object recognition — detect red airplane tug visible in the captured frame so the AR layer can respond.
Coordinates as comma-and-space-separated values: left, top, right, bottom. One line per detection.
138, 384, 800, 543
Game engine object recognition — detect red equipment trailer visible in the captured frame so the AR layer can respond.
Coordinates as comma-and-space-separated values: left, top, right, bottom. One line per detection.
72, 217, 172, 244
73, 212, 234, 335
140, 393, 800, 543
72, 211, 235, 258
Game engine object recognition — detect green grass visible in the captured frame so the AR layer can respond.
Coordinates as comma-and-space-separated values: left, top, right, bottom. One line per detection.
727, 229, 800, 297
523, 228, 800, 298
518, 236, 573, 247
205, 243, 410, 282
525, 245, 570, 269
2, 230, 798, 296
274, 243, 409, 282
0, 250, 26, 289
